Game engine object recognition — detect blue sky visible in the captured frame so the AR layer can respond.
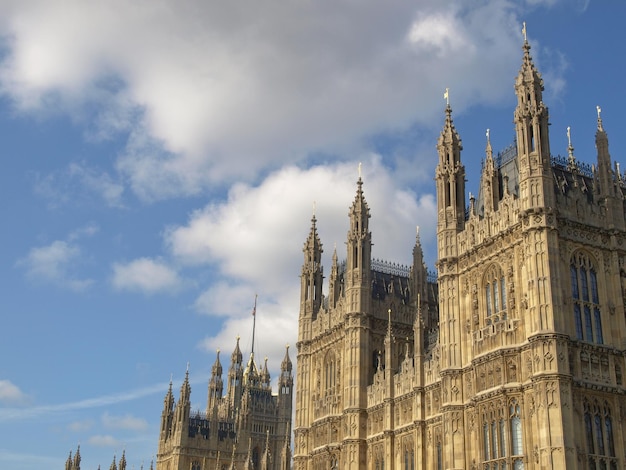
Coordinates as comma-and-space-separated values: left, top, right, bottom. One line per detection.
1, 1, 625, 468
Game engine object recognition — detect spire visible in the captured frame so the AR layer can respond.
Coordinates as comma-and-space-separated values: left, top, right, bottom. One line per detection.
280, 344, 293, 375
596, 105, 613, 197
346, 167, 372, 300
73, 445, 81, 470
66, 450, 73, 470
109, 455, 118, 470
479, 128, 499, 214
119, 450, 127, 470
261, 356, 271, 388
328, 243, 341, 309
179, 365, 191, 404
227, 336, 244, 412
300, 210, 324, 318
514, 22, 551, 176
513, 22, 553, 211
164, 376, 174, 412
436, 94, 465, 232
207, 349, 224, 413
231, 336, 243, 366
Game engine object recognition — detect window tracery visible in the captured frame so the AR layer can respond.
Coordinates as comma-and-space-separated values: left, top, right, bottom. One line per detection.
483, 264, 506, 325
583, 399, 617, 469
481, 399, 524, 469
571, 252, 603, 343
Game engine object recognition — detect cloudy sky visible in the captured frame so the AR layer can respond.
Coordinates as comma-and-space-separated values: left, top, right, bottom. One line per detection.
1, 0, 625, 468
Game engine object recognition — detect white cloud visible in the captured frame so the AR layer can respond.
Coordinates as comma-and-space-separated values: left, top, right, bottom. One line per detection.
101, 411, 148, 431
166, 159, 437, 365
111, 257, 181, 294
0, 0, 534, 199
88, 435, 120, 448
17, 240, 93, 291
0, 380, 28, 405
34, 163, 124, 208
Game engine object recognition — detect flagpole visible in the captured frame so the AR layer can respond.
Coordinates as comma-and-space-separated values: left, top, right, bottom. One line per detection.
251, 294, 257, 356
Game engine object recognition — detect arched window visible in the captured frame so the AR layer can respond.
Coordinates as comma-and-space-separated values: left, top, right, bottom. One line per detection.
482, 402, 521, 468
571, 253, 603, 343
484, 264, 506, 324
324, 350, 337, 391
191, 462, 201, 470
583, 399, 618, 467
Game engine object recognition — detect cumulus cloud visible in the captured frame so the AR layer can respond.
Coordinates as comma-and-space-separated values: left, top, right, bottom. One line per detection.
111, 257, 181, 294
0, 0, 533, 199
166, 158, 437, 365
0, 380, 28, 405
17, 240, 93, 291
101, 411, 148, 431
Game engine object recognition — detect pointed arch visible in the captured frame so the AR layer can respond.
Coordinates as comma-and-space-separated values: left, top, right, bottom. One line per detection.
570, 251, 603, 343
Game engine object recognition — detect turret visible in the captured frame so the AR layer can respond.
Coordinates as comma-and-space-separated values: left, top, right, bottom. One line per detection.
410, 227, 427, 323
227, 337, 244, 412
207, 349, 223, 414
299, 214, 324, 319
345, 172, 372, 312
435, 93, 465, 262
594, 107, 624, 230
174, 366, 191, 428
261, 356, 271, 389
160, 378, 174, 440
109, 455, 117, 470
278, 345, 293, 419
328, 245, 341, 309
514, 25, 554, 209
479, 129, 500, 215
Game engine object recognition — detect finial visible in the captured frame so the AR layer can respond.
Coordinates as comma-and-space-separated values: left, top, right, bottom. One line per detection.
522, 22, 527, 42
186, 362, 190, 373
443, 87, 450, 106
596, 105, 604, 131
312, 200, 316, 217
567, 126, 572, 147
358, 162, 362, 179
216, 348, 220, 354
416, 225, 420, 237
169, 373, 173, 384
486, 128, 490, 143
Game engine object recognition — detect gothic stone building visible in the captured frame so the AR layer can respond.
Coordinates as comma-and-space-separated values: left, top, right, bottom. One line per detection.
156, 338, 293, 470
294, 37, 626, 469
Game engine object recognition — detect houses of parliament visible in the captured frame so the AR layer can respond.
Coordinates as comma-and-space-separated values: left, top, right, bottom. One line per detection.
293, 33, 626, 470
66, 32, 626, 470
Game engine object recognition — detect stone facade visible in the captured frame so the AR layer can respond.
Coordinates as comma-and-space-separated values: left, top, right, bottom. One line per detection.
294, 37, 626, 469
156, 339, 293, 470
